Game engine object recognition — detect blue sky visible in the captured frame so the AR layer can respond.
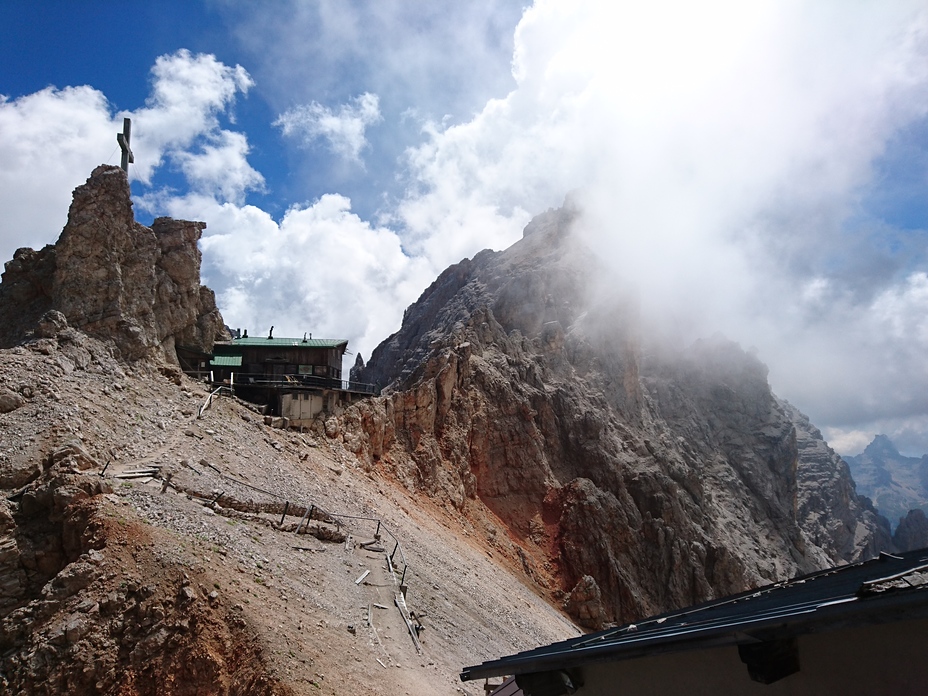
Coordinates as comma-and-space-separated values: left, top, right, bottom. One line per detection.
2, 1, 928, 457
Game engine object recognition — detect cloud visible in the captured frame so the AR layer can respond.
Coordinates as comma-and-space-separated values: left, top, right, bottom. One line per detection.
0, 85, 117, 261
158, 191, 435, 362
128, 49, 261, 201
387, 0, 928, 452
275, 92, 382, 163
217, 0, 524, 210
224, 1, 522, 125
0, 49, 259, 266
172, 130, 264, 205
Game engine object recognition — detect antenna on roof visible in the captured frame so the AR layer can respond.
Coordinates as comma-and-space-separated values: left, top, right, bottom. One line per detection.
268, 325, 274, 339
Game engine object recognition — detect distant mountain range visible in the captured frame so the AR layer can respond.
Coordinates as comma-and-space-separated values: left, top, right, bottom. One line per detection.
845, 435, 928, 529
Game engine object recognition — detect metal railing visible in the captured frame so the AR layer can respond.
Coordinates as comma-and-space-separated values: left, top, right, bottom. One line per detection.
198, 385, 233, 418
325, 512, 410, 587
185, 460, 410, 595
215, 372, 377, 395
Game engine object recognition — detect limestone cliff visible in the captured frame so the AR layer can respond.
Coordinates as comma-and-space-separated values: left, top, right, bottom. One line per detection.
785, 403, 892, 559
344, 202, 891, 628
0, 165, 228, 363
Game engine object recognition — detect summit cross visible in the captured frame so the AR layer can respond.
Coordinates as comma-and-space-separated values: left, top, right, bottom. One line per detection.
117, 117, 134, 174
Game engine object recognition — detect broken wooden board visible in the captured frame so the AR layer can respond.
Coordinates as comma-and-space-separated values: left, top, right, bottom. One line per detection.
114, 469, 160, 479
394, 591, 422, 654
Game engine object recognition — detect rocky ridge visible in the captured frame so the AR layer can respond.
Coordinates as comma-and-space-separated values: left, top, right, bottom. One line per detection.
0, 165, 227, 364
786, 404, 892, 560
346, 202, 893, 628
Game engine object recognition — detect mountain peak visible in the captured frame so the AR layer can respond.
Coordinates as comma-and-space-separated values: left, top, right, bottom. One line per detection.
348, 202, 891, 626
865, 434, 900, 458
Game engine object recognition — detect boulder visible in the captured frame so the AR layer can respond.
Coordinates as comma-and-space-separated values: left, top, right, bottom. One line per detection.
35, 309, 68, 338
0, 390, 24, 414
565, 575, 607, 630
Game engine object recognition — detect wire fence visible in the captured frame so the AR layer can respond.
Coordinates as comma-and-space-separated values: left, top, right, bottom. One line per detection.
184, 448, 411, 594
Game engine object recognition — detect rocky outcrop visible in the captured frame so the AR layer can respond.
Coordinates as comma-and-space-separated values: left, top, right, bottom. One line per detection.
0, 464, 289, 696
0, 246, 57, 348
565, 575, 607, 631
0, 442, 111, 618
344, 201, 891, 627
0, 165, 228, 363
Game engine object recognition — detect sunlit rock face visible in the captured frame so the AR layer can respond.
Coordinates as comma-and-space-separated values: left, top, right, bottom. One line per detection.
0, 165, 227, 363
346, 200, 891, 626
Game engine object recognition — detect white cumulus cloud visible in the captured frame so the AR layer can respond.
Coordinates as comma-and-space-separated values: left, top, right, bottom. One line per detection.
159, 191, 435, 362
172, 130, 264, 205
0, 85, 117, 259
128, 49, 262, 200
0, 49, 261, 264
275, 92, 382, 163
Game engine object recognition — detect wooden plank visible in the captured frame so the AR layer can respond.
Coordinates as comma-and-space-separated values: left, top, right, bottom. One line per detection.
355, 570, 370, 585
395, 591, 422, 654
385, 551, 395, 578
295, 506, 311, 535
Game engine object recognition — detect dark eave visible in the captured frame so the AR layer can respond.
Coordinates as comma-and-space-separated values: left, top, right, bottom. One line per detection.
461, 549, 928, 682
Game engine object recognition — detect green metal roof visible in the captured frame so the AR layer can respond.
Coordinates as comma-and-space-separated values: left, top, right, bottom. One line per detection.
220, 337, 348, 348
210, 354, 243, 367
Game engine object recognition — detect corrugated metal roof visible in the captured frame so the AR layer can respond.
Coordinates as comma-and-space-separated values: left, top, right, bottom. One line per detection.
218, 337, 348, 349
210, 355, 242, 367
461, 548, 928, 683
